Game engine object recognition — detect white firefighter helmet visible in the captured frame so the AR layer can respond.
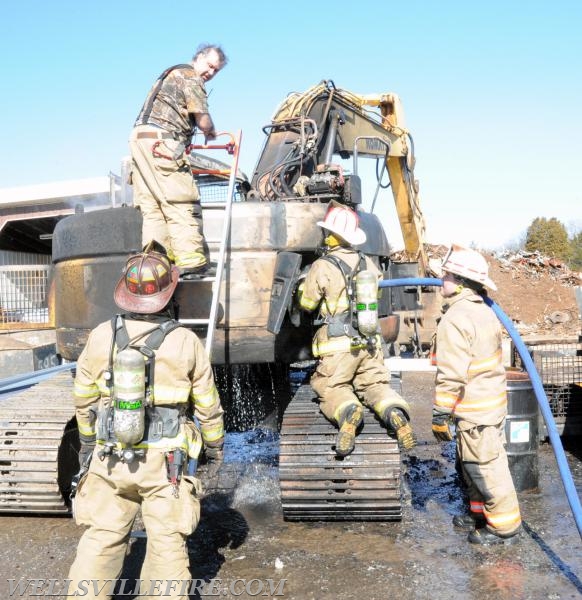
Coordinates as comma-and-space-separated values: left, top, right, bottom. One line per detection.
317, 205, 366, 246
440, 244, 497, 291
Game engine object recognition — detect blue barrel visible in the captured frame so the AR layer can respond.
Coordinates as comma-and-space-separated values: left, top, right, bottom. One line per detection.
505, 370, 539, 492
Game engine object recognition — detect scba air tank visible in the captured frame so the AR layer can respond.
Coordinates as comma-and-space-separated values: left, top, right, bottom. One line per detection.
355, 270, 379, 336
113, 348, 146, 445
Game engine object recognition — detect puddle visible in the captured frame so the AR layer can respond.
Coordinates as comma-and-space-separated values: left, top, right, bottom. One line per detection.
404, 441, 466, 517
1, 373, 581, 600
224, 429, 280, 466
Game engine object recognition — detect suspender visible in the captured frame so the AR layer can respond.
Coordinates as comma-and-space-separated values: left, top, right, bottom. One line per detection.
136, 63, 194, 126
321, 252, 367, 308
107, 315, 184, 396
110, 315, 183, 351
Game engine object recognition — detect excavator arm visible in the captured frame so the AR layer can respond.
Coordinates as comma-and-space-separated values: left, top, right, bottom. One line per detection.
248, 81, 428, 274
359, 92, 427, 274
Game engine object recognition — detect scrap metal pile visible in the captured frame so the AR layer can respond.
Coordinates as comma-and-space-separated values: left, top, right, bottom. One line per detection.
389, 244, 581, 337
494, 249, 582, 287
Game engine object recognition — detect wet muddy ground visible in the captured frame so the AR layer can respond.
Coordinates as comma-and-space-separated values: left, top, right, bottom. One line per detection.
1, 372, 581, 599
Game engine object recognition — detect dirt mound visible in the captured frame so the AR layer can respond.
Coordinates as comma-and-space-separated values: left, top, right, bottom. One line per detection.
392, 245, 582, 339
486, 250, 580, 338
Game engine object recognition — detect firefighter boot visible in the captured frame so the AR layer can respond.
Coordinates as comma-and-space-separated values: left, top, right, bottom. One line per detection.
335, 404, 364, 457
386, 408, 416, 451
452, 514, 486, 530
180, 264, 217, 280
468, 527, 521, 545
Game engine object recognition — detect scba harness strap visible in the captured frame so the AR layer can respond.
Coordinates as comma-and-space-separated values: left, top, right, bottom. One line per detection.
108, 314, 184, 396
320, 252, 367, 338
98, 316, 186, 445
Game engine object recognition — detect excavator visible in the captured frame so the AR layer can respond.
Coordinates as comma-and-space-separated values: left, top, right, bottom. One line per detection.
0, 80, 439, 519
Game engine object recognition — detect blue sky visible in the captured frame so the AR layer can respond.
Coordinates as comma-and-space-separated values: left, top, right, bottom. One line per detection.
1, 0, 580, 250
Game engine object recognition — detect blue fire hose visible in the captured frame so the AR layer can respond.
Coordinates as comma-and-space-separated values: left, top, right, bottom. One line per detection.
380, 276, 582, 540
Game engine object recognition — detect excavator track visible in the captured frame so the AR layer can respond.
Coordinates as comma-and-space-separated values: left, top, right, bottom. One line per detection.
279, 383, 402, 521
0, 371, 78, 514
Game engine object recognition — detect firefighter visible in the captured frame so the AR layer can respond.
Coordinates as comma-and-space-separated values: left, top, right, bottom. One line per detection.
129, 44, 227, 278
298, 204, 416, 457
67, 242, 224, 598
431, 244, 522, 545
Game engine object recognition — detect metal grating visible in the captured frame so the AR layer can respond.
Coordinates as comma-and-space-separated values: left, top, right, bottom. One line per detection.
279, 384, 402, 521
514, 340, 582, 434
198, 177, 244, 204
0, 265, 51, 327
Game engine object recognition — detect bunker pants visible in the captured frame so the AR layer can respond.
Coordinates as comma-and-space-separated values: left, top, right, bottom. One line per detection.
457, 419, 522, 536
129, 125, 207, 268
310, 346, 410, 426
68, 449, 200, 599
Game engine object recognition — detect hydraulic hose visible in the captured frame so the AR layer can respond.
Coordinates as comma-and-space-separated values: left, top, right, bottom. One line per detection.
379, 276, 582, 540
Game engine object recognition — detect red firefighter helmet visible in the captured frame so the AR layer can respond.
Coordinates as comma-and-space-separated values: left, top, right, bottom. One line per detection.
114, 243, 179, 313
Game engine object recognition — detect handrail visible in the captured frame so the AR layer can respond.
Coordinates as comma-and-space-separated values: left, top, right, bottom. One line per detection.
202, 130, 242, 358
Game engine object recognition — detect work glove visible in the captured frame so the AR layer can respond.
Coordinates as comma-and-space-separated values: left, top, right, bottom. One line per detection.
431, 409, 454, 442
78, 432, 96, 469
202, 444, 224, 486
71, 435, 95, 501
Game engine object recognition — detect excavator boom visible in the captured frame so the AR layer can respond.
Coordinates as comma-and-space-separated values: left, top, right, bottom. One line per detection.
250, 81, 428, 273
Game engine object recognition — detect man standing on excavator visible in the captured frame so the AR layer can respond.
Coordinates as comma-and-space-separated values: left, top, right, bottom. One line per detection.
67, 242, 224, 598
129, 44, 227, 278
431, 244, 522, 545
298, 203, 416, 457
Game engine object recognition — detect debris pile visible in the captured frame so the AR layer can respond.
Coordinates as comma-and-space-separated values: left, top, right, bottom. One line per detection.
494, 249, 582, 287
389, 245, 581, 338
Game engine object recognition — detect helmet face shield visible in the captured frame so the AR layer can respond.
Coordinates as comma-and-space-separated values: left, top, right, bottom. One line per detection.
114, 250, 179, 313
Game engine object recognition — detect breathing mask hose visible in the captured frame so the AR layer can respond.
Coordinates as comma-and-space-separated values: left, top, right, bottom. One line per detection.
379, 277, 582, 540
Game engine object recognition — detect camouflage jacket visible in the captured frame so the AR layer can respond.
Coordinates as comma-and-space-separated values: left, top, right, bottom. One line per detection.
135, 64, 209, 143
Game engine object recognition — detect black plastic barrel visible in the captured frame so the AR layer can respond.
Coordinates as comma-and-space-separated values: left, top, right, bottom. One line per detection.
505, 370, 540, 492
